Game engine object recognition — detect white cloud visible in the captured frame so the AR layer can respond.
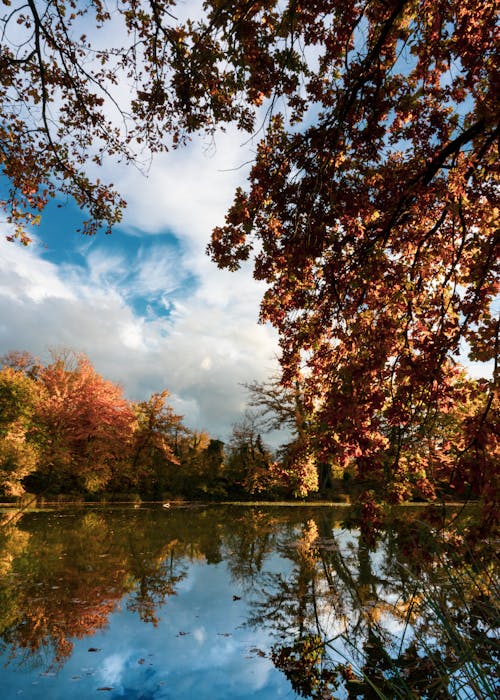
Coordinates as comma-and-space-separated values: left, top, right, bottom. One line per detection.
111, 128, 253, 244
192, 626, 207, 644
0, 233, 279, 440
99, 652, 127, 686
201, 357, 213, 371
0, 240, 75, 303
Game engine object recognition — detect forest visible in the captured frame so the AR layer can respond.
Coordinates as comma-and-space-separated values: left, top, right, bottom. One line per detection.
0, 348, 496, 516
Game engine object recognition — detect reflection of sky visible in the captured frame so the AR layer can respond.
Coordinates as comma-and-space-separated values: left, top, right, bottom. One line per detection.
0, 559, 293, 700
1, 507, 491, 700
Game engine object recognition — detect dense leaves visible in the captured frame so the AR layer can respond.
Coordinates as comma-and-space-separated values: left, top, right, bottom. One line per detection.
127, 391, 182, 495
205, 0, 498, 506
34, 352, 136, 492
0, 365, 41, 495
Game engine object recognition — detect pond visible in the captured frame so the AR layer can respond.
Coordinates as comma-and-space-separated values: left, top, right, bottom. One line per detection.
0, 504, 498, 699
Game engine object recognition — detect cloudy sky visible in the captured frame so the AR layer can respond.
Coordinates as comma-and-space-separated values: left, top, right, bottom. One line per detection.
0, 124, 282, 441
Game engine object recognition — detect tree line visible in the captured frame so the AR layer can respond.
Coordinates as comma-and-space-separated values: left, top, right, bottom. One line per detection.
0, 348, 312, 501
0, 349, 220, 500
0, 349, 495, 507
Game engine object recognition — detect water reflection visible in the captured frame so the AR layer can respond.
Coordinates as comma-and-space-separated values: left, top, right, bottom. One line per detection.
0, 505, 497, 699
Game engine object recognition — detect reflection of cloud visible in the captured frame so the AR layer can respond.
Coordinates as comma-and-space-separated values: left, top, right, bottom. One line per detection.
192, 627, 206, 644
36, 558, 291, 700
99, 652, 127, 687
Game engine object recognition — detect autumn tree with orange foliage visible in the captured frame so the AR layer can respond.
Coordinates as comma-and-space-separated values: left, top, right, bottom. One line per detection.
28, 351, 136, 493
203, 1, 498, 505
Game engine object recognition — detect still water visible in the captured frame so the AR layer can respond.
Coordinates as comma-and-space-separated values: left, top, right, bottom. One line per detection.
0, 504, 497, 699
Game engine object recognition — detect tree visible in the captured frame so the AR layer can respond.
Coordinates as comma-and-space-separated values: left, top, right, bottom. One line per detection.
196, 438, 226, 492
0, 0, 262, 243
0, 366, 42, 495
31, 351, 136, 493
225, 411, 279, 496
375, 371, 499, 504
245, 378, 325, 496
127, 390, 183, 496
205, 1, 498, 499
174, 428, 222, 496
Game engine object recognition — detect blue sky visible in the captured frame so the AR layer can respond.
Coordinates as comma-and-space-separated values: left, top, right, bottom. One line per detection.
0, 127, 281, 442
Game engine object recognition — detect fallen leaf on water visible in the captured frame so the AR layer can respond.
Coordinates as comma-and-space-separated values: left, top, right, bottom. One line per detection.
249, 647, 266, 657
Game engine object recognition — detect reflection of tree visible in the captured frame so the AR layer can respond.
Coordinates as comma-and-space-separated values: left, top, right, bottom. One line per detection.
224, 509, 285, 591
272, 634, 339, 699
126, 538, 185, 626
244, 508, 499, 699
0, 509, 190, 669
0, 512, 118, 668
0, 505, 497, 697
0, 505, 277, 671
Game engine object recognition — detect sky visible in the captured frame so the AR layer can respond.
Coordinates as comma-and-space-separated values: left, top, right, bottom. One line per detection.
0, 125, 282, 442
